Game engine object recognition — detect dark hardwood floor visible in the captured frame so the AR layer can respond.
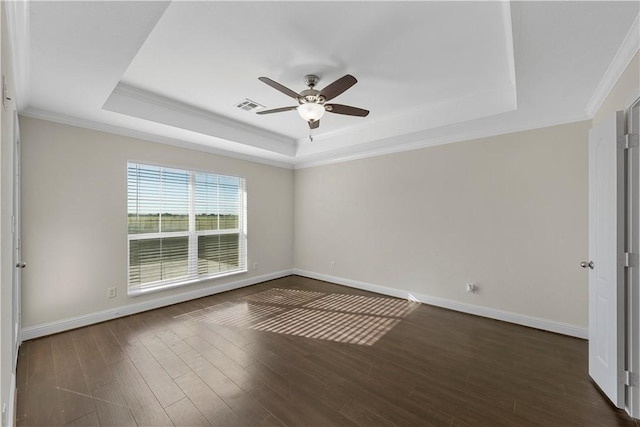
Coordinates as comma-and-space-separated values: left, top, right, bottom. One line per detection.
16, 276, 639, 426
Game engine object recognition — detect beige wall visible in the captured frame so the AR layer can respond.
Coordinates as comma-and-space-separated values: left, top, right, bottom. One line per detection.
17, 48, 638, 340
594, 51, 639, 124
294, 121, 590, 327
20, 117, 294, 328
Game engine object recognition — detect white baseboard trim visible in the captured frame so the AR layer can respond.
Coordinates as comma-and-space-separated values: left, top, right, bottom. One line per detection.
21, 268, 588, 341
293, 269, 588, 339
21, 269, 293, 341
6, 373, 15, 427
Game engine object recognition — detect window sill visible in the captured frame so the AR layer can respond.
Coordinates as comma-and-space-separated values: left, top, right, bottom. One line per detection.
127, 268, 248, 297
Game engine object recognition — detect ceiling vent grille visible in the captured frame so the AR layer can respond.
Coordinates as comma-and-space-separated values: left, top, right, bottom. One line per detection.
235, 98, 265, 112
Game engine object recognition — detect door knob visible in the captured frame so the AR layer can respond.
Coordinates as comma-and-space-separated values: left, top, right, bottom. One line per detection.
16, 262, 26, 269
580, 261, 594, 269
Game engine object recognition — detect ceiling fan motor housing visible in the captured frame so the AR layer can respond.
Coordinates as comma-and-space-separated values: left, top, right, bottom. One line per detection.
298, 89, 325, 105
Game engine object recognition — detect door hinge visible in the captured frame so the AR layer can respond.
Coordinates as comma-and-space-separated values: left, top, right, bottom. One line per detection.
620, 252, 638, 267
619, 133, 639, 149
1, 75, 7, 109
625, 371, 640, 387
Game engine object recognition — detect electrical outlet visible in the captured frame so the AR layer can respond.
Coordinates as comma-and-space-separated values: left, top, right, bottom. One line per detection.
107, 287, 117, 298
466, 283, 478, 294
330, 261, 335, 270
253, 262, 258, 270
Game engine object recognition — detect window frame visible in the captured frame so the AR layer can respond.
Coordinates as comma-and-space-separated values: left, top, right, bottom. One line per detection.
127, 161, 247, 296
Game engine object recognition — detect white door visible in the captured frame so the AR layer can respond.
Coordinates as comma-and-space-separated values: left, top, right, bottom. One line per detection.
12, 111, 22, 366
587, 110, 625, 408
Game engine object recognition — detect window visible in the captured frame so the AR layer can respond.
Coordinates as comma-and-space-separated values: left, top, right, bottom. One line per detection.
127, 162, 247, 295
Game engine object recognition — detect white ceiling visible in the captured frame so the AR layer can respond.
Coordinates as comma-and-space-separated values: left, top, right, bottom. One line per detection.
11, 1, 640, 168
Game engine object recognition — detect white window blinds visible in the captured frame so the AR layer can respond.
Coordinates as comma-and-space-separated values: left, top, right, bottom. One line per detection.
127, 163, 247, 295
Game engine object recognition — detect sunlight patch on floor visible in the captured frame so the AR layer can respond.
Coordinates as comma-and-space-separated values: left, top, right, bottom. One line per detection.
240, 288, 325, 305
250, 308, 400, 345
174, 301, 286, 327
303, 293, 419, 317
174, 287, 419, 345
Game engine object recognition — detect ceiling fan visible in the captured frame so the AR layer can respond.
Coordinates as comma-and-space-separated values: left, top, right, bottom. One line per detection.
256, 74, 369, 129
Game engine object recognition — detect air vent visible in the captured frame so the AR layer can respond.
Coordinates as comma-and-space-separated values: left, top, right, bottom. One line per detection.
235, 98, 265, 112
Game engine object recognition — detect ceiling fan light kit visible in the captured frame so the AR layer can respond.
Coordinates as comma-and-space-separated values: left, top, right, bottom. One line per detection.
256, 74, 369, 130
297, 102, 325, 122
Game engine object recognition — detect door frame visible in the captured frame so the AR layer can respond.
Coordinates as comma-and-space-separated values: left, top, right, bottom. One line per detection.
9, 111, 20, 427
628, 96, 640, 419
11, 109, 20, 366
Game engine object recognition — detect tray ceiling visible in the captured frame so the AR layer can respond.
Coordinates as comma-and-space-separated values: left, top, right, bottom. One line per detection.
13, 1, 640, 168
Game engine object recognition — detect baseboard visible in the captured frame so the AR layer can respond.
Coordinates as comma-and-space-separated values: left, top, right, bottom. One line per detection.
21, 268, 588, 341
6, 373, 15, 427
7, 326, 20, 427
21, 269, 293, 341
293, 269, 588, 339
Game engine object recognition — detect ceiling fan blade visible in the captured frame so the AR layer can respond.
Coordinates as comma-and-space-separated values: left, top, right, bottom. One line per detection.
258, 77, 300, 99
308, 120, 319, 129
325, 104, 369, 117
319, 74, 357, 101
256, 106, 298, 115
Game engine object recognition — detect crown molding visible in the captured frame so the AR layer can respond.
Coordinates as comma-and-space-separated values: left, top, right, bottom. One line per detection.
500, 0, 517, 88
585, 13, 639, 117
294, 113, 591, 169
20, 107, 295, 170
104, 83, 296, 156
20, 106, 590, 172
4, 0, 30, 110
